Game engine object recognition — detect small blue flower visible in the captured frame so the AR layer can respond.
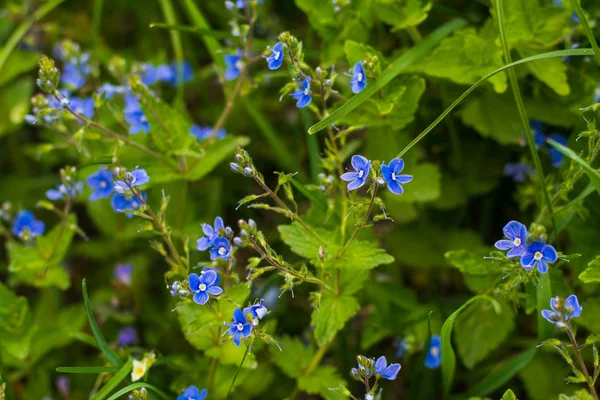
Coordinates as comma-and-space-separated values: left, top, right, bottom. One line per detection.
243, 299, 268, 320
571, 12, 580, 24
531, 120, 546, 147
117, 326, 137, 346
520, 241, 558, 274
12, 210, 45, 240
140, 63, 157, 85
374, 356, 401, 380
548, 134, 567, 168
381, 158, 412, 195
542, 295, 582, 329
190, 125, 226, 141
125, 111, 150, 134
114, 168, 150, 194
494, 220, 528, 258
69, 97, 95, 120
170, 61, 193, 86
291, 76, 312, 108
224, 52, 243, 81
227, 308, 252, 346
341, 154, 371, 191
504, 163, 530, 182
594, 83, 600, 103
111, 191, 146, 218
350, 62, 367, 94
98, 83, 125, 100
87, 168, 113, 201
266, 42, 285, 70
170, 281, 180, 296
61, 63, 86, 89
189, 270, 223, 305
395, 339, 410, 358
177, 386, 207, 400
46, 182, 83, 201
197, 217, 225, 251
424, 335, 442, 369
155, 64, 174, 83
210, 237, 232, 261
114, 264, 133, 285
124, 94, 142, 113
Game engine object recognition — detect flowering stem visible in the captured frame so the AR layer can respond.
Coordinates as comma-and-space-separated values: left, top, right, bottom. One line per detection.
567, 323, 599, 400
226, 343, 251, 400
337, 182, 378, 259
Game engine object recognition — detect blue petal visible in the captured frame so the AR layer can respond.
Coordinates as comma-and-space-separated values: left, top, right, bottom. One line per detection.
197, 236, 212, 251
198, 388, 208, 400
214, 216, 225, 231
207, 285, 223, 296
494, 239, 513, 251
340, 172, 357, 182
565, 294, 582, 318
202, 270, 218, 286
233, 308, 246, 324
375, 356, 387, 374
351, 154, 369, 171
202, 223, 214, 237
506, 245, 524, 258
193, 291, 209, 305
46, 189, 63, 200
183, 386, 199, 397
347, 177, 364, 191
537, 260, 549, 274
395, 174, 413, 184
241, 323, 252, 337
381, 163, 392, 183
541, 244, 558, 263
541, 309, 556, 324
389, 158, 404, 174
387, 180, 404, 195
131, 169, 150, 186
520, 254, 535, 270
381, 363, 401, 380
233, 332, 241, 346
503, 221, 526, 241
295, 94, 311, 109
188, 273, 201, 291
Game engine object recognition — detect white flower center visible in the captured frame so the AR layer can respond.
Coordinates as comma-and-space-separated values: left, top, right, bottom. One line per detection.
218, 247, 226, 255
513, 238, 521, 246
237, 323, 244, 331
534, 251, 543, 261
100, 181, 107, 188
391, 172, 396, 181
235, 60, 244, 70
358, 170, 364, 178
304, 87, 310, 96
430, 346, 440, 357
357, 72, 363, 82
140, 115, 147, 122
199, 283, 206, 291
274, 51, 280, 60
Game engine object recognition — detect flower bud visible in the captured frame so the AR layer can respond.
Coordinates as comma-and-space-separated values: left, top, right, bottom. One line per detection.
230, 162, 241, 172
243, 167, 254, 176
37, 56, 61, 94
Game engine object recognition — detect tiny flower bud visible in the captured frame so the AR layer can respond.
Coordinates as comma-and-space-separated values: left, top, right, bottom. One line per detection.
235, 154, 243, 162
230, 162, 241, 172
225, 227, 233, 236
243, 167, 254, 176
248, 219, 256, 230
234, 237, 243, 246
61, 98, 70, 107
319, 185, 326, 191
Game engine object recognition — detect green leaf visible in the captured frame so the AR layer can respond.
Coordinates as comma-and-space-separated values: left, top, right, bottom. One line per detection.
517, 45, 569, 96
271, 336, 315, 378
548, 139, 600, 196
0, 50, 39, 87
0, 282, 32, 362
388, 162, 441, 203
536, 272, 553, 341
445, 249, 503, 292
297, 366, 347, 400
89, 358, 133, 400
311, 289, 360, 346
501, 389, 518, 400
518, 353, 573, 400
579, 256, 600, 283
372, 0, 432, 30
344, 40, 384, 75
82, 279, 123, 367
56, 366, 122, 373
0, 78, 34, 137
149, 23, 234, 39
309, 19, 466, 134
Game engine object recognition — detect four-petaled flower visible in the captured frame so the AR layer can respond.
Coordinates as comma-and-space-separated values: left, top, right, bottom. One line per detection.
189, 270, 223, 305
350, 62, 367, 94
87, 168, 113, 201
98, 83, 125, 100
12, 211, 45, 240
374, 356, 401, 380
542, 294, 582, 327
341, 154, 371, 191
520, 241, 558, 274
114, 168, 150, 194
197, 217, 225, 251
243, 299, 268, 320
227, 308, 252, 346
381, 158, 412, 195
111, 191, 146, 218
266, 42, 285, 70
210, 237, 232, 261
117, 326, 137, 346
190, 125, 226, 141
291, 76, 312, 108
170, 281, 180, 296
69, 97, 95, 120
124, 94, 150, 134
225, 52, 243, 81
61, 63, 87, 89
424, 335, 441, 369
494, 220, 528, 258
177, 386, 207, 400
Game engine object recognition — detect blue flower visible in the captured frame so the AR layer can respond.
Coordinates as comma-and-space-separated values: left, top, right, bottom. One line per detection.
424, 335, 442, 369
395, 339, 410, 358
227, 308, 252, 346
170, 281, 180, 296
548, 134, 567, 168
177, 386, 207, 400
87, 168, 113, 201
381, 158, 412, 195
341, 154, 371, 191
225, 52, 243, 81
12, 211, 45, 240
114, 264, 133, 285
243, 299, 268, 320
61, 63, 86, 89
494, 220, 528, 258
46, 182, 83, 201
125, 111, 150, 134
197, 217, 225, 251
111, 191, 146, 218
266, 42, 285, 70
291, 76, 312, 108
520, 241, 558, 274
350, 62, 367, 94
189, 270, 223, 305
374, 356, 401, 380
155, 64, 174, 83
140, 63, 158, 85
530, 120, 546, 147
594, 83, 600, 103
98, 83, 125, 100
69, 97, 95, 120
210, 237, 232, 261
118, 326, 137, 346
114, 168, 150, 194
190, 125, 226, 141
504, 163, 530, 182
170, 61, 193, 86
542, 294, 582, 327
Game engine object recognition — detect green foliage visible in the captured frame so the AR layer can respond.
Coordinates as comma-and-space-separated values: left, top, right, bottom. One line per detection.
579, 257, 600, 283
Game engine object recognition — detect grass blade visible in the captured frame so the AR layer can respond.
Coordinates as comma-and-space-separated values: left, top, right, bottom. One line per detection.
105, 383, 171, 400
82, 279, 123, 366
548, 138, 600, 195
89, 358, 133, 400
0, 0, 65, 73
308, 19, 466, 135
56, 366, 121, 374
569, 0, 600, 67
441, 295, 500, 397
179, 0, 224, 68
302, 109, 322, 182
157, 0, 184, 102
149, 23, 234, 39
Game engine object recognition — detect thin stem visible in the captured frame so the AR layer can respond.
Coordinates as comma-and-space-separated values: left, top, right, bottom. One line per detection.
337, 182, 378, 259
569, 0, 600, 67
567, 323, 599, 400
226, 344, 251, 400
207, 357, 219, 393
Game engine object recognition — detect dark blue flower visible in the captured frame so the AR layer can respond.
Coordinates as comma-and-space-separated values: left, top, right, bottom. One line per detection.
243, 299, 268, 320
210, 237, 232, 261
111, 191, 146, 218
374, 356, 401, 380
12, 211, 45, 240
61, 63, 86, 89
69, 97, 95, 120
46, 182, 83, 201
504, 163, 530, 182
114, 168, 150, 194
197, 217, 225, 251
341, 154, 371, 191
520, 241, 558, 273
542, 294, 582, 327
224, 52, 243, 81
548, 134, 567, 168
291, 76, 312, 108
87, 168, 113, 201
190, 125, 226, 141
227, 308, 252, 346
177, 386, 207, 400
266, 42, 285, 70
118, 326, 137, 346
381, 158, 412, 195
98, 83, 125, 100
494, 220, 528, 258
189, 270, 223, 305
350, 62, 367, 94
170, 61, 193, 86
114, 264, 133, 285
531, 120, 546, 147
424, 335, 441, 369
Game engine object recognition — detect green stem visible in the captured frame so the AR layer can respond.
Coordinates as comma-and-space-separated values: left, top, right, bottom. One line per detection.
337, 182, 378, 259
157, 0, 185, 102
567, 323, 600, 400
569, 0, 600, 67
226, 344, 251, 400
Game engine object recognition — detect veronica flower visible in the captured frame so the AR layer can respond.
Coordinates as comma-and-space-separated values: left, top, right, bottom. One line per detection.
197, 217, 225, 251
224, 52, 243, 81
125, 111, 150, 134
381, 158, 412, 195
266, 42, 285, 70
341, 154, 371, 191
177, 386, 207, 400
170, 61, 193, 86
46, 182, 83, 201
520, 241, 558, 274
227, 308, 252, 346
350, 62, 367, 94
190, 125, 226, 141
291, 76, 312, 108
531, 120, 546, 147
243, 299, 268, 320
210, 237, 232, 261
542, 294, 582, 328
155, 64, 174, 83
69, 97, 95, 120
424, 335, 442, 369
114, 264, 133, 285
548, 134, 567, 168
118, 326, 138, 346
140, 63, 157, 85
189, 270, 223, 305
111, 191, 146, 218
494, 220, 528, 258
114, 168, 150, 194
374, 356, 401, 380
504, 163, 530, 182
87, 168, 113, 201
61, 63, 86, 89
98, 83, 125, 100
12, 210, 45, 240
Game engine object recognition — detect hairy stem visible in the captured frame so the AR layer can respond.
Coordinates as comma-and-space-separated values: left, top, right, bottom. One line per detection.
567, 323, 599, 400
337, 182, 378, 258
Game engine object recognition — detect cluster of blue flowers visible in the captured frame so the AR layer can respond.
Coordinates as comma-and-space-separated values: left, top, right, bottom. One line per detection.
188, 270, 224, 305
86, 167, 149, 218
54, 41, 92, 90
341, 154, 413, 195
227, 299, 268, 346
46, 180, 83, 201
196, 217, 233, 261
541, 294, 582, 329
494, 221, 559, 273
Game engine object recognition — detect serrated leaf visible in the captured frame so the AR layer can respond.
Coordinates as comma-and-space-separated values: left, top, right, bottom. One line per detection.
579, 256, 600, 283
271, 336, 315, 378
517, 45, 569, 96
372, 0, 431, 30
311, 290, 360, 346
297, 366, 347, 400
0, 282, 32, 362
501, 389, 518, 400
344, 40, 384, 75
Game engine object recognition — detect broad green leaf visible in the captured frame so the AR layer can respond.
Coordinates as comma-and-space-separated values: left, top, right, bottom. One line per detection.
0, 282, 32, 362
0, 51, 39, 87
271, 336, 315, 378
372, 0, 432, 30
518, 353, 574, 400
311, 290, 360, 346
548, 139, 600, 196
501, 389, 518, 400
30, 304, 86, 363
579, 256, 600, 283
536, 273, 553, 341
517, 45, 569, 96
577, 298, 600, 334
297, 366, 347, 400
0, 78, 33, 137
445, 249, 503, 292
344, 40, 384, 75
387, 162, 441, 203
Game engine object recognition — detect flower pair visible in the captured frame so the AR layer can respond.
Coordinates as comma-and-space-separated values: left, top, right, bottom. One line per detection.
341, 155, 413, 194
227, 300, 268, 346
196, 217, 233, 261
541, 294, 582, 328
